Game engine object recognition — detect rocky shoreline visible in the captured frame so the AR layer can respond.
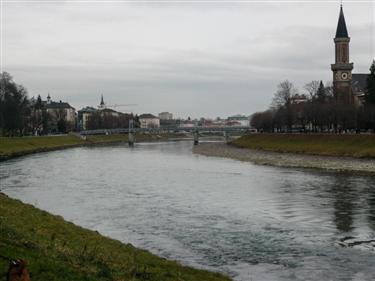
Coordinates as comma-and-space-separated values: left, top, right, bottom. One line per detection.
193, 143, 375, 175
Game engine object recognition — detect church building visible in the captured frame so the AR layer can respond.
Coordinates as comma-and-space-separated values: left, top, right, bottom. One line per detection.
331, 5, 368, 104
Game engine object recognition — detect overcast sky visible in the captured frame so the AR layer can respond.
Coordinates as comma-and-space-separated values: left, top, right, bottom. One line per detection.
2, 0, 374, 118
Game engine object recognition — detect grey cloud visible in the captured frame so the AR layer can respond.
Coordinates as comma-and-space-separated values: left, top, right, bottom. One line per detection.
3, 1, 374, 117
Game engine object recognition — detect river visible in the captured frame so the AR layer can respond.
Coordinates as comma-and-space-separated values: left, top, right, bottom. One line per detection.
1, 141, 375, 280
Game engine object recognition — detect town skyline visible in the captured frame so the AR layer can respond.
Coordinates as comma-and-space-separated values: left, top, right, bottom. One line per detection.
2, 1, 374, 118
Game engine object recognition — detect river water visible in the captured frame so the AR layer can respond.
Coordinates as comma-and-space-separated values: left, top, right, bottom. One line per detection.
1, 141, 375, 280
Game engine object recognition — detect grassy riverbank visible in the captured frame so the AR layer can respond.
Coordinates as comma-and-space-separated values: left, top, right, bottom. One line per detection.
0, 193, 230, 281
232, 134, 375, 158
0, 134, 122, 161
0, 133, 188, 161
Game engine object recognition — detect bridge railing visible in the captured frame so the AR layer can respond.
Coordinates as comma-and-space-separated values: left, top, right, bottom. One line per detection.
80, 126, 255, 136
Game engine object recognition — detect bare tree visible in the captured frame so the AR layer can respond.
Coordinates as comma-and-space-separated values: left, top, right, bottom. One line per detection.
0, 72, 30, 136
272, 80, 298, 109
324, 81, 334, 99
365, 60, 375, 104
271, 80, 298, 131
304, 80, 320, 100
251, 110, 274, 132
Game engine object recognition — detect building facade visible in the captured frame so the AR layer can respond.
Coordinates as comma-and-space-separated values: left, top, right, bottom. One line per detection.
227, 115, 250, 126
158, 112, 173, 120
44, 94, 76, 132
77, 106, 97, 130
139, 114, 160, 128
78, 96, 125, 130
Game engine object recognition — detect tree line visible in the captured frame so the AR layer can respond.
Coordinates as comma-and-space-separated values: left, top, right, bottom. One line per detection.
85, 111, 139, 130
1, 72, 33, 136
0, 72, 76, 136
251, 61, 375, 133
0, 72, 138, 136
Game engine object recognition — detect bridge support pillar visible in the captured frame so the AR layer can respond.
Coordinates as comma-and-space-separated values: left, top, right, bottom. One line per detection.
128, 119, 135, 147
223, 131, 229, 144
193, 130, 199, 145
128, 132, 135, 147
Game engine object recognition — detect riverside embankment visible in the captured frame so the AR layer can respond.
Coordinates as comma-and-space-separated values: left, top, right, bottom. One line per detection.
0, 133, 188, 161
2, 141, 375, 280
193, 141, 375, 174
0, 134, 232, 280
232, 133, 375, 158
0, 192, 230, 281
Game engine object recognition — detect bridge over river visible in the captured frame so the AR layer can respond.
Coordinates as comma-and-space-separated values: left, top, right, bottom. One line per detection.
80, 125, 255, 145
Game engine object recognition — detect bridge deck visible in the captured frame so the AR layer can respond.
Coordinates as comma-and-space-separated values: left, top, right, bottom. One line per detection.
80, 126, 254, 135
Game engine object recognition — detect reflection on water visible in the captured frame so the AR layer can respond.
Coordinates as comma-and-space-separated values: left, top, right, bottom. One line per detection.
1, 141, 375, 281
332, 180, 355, 233
367, 186, 375, 232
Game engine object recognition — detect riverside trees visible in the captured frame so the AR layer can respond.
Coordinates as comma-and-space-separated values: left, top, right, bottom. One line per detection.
0, 72, 52, 136
85, 111, 138, 130
251, 62, 375, 133
0, 72, 138, 135
365, 60, 375, 104
252, 80, 336, 132
361, 60, 375, 130
251, 80, 359, 133
0, 72, 30, 136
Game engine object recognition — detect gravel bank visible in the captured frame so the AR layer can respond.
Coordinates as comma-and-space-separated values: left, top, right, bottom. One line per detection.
193, 143, 375, 174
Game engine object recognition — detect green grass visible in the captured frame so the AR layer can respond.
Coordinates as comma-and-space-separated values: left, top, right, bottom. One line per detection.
0, 133, 227, 280
0, 135, 85, 160
0, 193, 231, 281
232, 133, 375, 158
0, 133, 188, 161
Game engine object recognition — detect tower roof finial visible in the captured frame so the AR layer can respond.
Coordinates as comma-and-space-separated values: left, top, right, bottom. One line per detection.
335, 4, 349, 38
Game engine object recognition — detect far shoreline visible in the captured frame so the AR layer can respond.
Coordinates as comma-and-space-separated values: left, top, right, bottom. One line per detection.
193, 142, 375, 175
0, 133, 191, 162
3, 133, 375, 174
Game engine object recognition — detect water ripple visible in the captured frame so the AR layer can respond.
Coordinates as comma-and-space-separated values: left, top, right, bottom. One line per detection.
1, 141, 375, 280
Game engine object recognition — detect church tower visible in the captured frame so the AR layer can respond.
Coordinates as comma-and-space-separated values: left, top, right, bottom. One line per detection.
331, 5, 353, 103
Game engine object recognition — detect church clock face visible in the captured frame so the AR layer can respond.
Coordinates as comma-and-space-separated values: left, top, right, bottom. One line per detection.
341, 72, 348, 80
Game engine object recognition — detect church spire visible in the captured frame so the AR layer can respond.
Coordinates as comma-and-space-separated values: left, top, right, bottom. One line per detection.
98, 94, 105, 109
335, 5, 349, 38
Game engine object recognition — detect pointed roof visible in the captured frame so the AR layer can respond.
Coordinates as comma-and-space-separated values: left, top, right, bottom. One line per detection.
335, 5, 349, 38
100, 94, 104, 105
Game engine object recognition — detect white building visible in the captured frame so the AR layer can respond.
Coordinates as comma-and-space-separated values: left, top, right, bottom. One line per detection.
227, 115, 250, 126
179, 120, 195, 128
44, 94, 76, 129
45, 95, 76, 123
291, 94, 308, 104
78, 106, 97, 130
158, 112, 173, 120
139, 114, 160, 128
